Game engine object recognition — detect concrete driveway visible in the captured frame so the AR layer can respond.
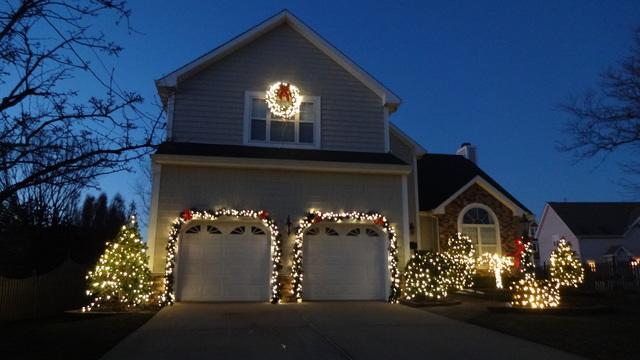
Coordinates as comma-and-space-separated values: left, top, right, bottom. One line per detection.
102, 302, 582, 360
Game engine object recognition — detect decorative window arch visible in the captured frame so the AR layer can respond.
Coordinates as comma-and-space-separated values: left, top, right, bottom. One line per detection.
160, 208, 283, 306
457, 203, 501, 255
291, 211, 400, 303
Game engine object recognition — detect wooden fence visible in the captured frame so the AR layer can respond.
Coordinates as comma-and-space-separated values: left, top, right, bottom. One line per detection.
0, 260, 88, 322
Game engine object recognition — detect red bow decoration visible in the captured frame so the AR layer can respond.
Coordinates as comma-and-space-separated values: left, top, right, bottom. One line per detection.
258, 210, 269, 220
511, 238, 525, 269
312, 214, 322, 224
374, 217, 385, 226
181, 209, 193, 221
276, 83, 292, 103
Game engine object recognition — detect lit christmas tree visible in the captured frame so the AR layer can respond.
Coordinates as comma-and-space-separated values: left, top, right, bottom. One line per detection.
549, 238, 584, 288
445, 233, 476, 290
83, 216, 152, 312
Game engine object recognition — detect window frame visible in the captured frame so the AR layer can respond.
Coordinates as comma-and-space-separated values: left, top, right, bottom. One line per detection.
457, 203, 501, 256
243, 91, 321, 149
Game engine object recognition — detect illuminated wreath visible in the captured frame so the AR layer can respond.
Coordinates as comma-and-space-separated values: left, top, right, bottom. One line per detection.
291, 211, 401, 303
160, 208, 283, 306
265, 81, 302, 119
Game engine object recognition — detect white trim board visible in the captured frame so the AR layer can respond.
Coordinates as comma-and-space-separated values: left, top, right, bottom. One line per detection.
431, 175, 529, 217
155, 10, 401, 109
389, 123, 427, 156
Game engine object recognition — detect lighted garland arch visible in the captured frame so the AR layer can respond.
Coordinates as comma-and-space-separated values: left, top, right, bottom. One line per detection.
291, 211, 401, 303
160, 208, 283, 306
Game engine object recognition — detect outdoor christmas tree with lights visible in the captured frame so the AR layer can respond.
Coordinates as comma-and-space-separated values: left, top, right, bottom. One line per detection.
549, 238, 584, 288
445, 233, 476, 290
83, 216, 152, 312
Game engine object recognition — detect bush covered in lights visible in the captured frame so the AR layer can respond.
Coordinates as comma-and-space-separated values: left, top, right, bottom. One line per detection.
549, 238, 584, 288
445, 233, 476, 290
402, 250, 451, 301
83, 216, 152, 312
510, 275, 560, 309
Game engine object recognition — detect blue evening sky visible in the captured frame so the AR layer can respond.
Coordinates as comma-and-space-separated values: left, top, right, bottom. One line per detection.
93, 0, 640, 226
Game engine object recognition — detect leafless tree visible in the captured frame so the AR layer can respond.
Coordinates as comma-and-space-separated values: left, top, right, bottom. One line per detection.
559, 27, 640, 192
0, 0, 163, 204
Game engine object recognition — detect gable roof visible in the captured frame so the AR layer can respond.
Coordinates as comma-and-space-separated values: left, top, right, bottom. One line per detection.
417, 154, 531, 215
155, 10, 401, 110
548, 202, 640, 237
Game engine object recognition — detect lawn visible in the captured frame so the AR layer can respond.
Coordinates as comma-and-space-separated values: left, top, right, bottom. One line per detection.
0, 312, 156, 360
420, 291, 640, 360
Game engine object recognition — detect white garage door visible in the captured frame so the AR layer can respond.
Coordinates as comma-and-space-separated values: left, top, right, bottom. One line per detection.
303, 224, 388, 300
176, 221, 270, 302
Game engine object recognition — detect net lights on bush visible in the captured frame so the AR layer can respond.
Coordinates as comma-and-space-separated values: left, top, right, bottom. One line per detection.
402, 251, 452, 300
445, 233, 476, 290
478, 253, 514, 289
291, 211, 401, 303
549, 238, 584, 288
265, 81, 302, 119
83, 216, 152, 312
510, 275, 560, 309
160, 208, 283, 306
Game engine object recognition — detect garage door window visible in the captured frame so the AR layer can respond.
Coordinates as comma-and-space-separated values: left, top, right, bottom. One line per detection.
325, 227, 339, 236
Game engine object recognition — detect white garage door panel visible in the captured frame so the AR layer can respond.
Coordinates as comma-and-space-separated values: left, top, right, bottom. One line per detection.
303, 226, 387, 300
176, 223, 270, 302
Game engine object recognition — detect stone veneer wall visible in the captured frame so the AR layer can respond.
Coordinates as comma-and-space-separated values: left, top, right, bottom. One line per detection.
434, 183, 523, 254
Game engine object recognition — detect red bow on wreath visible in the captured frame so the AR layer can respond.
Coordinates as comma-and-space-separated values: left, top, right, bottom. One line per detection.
181, 209, 193, 221
276, 83, 292, 103
258, 210, 269, 220
511, 238, 525, 269
374, 217, 385, 226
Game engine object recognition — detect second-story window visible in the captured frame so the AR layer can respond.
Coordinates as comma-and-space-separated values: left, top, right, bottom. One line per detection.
244, 92, 320, 148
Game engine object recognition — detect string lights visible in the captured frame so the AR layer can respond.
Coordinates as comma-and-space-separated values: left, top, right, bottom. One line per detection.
291, 211, 401, 303
402, 251, 451, 300
160, 208, 283, 306
265, 81, 302, 119
478, 253, 514, 289
510, 275, 560, 309
83, 216, 151, 312
445, 233, 476, 290
549, 238, 584, 288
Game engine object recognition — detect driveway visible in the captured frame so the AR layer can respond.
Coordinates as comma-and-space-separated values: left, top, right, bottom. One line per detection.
102, 302, 582, 359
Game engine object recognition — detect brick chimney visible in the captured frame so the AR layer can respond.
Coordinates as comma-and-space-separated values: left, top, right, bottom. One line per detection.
456, 142, 477, 164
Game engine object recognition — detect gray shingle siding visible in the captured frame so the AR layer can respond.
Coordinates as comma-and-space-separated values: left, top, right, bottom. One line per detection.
171, 24, 386, 152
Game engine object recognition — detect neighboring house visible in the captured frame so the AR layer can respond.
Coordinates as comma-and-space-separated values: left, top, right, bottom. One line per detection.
536, 202, 640, 265
147, 10, 531, 303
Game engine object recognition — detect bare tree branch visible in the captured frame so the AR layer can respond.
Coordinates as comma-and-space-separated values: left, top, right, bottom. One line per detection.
0, 0, 163, 204
559, 27, 640, 192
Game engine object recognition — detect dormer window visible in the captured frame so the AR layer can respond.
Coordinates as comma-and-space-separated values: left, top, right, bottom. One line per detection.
244, 91, 320, 148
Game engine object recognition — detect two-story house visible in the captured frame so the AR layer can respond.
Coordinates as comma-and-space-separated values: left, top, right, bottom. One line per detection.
147, 10, 533, 304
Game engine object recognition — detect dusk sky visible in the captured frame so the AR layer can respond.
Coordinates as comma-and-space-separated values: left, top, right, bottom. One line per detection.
93, 0, 640, 230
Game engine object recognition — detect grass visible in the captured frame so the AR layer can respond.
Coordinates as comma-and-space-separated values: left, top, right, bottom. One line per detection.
0, 311, 156, 360
421, 290, 640, 360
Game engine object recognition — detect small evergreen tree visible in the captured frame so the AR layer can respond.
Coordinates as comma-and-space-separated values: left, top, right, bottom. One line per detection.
445, 233, 476, 290
83, 216, 152, 312
549, 238, 584, 288
402, 251, 451, 300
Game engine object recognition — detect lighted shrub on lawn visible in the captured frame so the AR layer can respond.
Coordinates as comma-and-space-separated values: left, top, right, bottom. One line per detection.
402, 251, 451, 300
